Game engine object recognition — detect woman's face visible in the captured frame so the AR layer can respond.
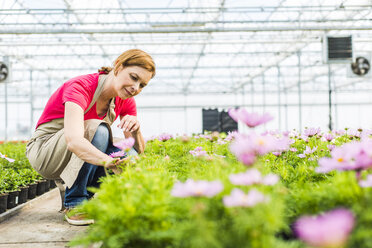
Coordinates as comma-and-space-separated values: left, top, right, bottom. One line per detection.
114, 65, 152, 99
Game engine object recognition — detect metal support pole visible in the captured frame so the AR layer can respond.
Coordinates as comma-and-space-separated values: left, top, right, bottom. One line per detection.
285, 89, 288, 131
242, 85, 245, 107
333, 76, 338, 130
184, 93, 187, 135
250, 81, 254, 111
4, 57, 9, 141
30, 70, 34, 134
48, 77, 52, 96
277, 66, 281, 130
297, 52, 302, 132
262, 74, 266, 112
328, 63, 333, 130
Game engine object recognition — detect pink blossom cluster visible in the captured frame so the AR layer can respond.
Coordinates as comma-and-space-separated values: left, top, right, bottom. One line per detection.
228, 108, 273, 128
113, 137, 135, 152
225, 131, 238, 141
297, 146, 317, 158
317, 140, 372, 173
229, 168, 279, 186
0, 152, 15, 163
171, 179, 224, 198
109, 150, 126, 158
223, 189, 269, 207
158, 133, 173, 142
333, 129, 345, 136
294, 208, 355, 248
346, 128, 361, 138
303, 127, 321, 138
358, 174, 372, 187
230, 132, 290, 166
189, 147, 207, 157
321, 133, 334, 142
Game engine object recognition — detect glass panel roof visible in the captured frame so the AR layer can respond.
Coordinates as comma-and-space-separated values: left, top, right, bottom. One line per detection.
1, 0, 372, 96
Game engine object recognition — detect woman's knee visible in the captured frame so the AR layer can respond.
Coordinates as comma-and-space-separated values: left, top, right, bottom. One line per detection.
91, 124, 110, 149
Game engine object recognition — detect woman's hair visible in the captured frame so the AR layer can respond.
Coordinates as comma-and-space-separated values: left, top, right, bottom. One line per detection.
98, 49, 156, 78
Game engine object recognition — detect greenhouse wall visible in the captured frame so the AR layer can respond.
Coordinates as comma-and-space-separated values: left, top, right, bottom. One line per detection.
1, 90, 371, 140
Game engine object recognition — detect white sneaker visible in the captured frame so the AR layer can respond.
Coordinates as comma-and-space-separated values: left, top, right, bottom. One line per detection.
64, 208, 94, 226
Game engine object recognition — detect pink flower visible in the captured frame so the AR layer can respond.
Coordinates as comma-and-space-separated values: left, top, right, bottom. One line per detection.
316, 145, 356, 173
225, 131, 238, 141
229, 132, 289, 166
297, 154, 306, 158
223, 188, 269, 207
322, 133, 334, 142
327, 145, 336, 151
229, 169, 279, 186
262, 174, 280, 185
229, 134, 257, 166
189, 147, 207, 157
289, 130, 299, 138
347, 128, 361, 138
303, 127, 321, 137
109, 150, 126, 158
300, 135, 309, 142
229, 169, 262, 185
317, 140, 372, 173
114, 137, 135, 151
361, 129, 372, 139
0, 152, 15, 163
250, 133, 289, 155
290, 147, 298, 152
228, 108, 273, 128
171, 179, 223, 198
294, 209, 355, 248
272, 151, 282, 156
333, 129, 346, 136
353, 140, 372, 169
158, 133, 173, 141
359, 174, 372, 187
304, 146, 317, 155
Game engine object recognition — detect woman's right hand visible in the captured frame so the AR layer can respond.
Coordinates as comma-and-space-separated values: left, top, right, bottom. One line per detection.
104, 157, 128, 174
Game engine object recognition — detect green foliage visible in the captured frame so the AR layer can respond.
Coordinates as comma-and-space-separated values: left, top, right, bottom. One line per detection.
0, 142, 43, 193
68, 133, 372, 247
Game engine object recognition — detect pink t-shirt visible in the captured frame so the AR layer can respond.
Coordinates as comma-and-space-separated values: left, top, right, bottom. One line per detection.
36, 72, 137, 129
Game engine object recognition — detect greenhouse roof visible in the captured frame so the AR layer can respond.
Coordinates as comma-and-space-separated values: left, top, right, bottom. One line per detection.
1, 0, 372, 96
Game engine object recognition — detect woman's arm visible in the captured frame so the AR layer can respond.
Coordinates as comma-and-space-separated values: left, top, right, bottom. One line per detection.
118, 115, 145, 154
64, 101, 118, 167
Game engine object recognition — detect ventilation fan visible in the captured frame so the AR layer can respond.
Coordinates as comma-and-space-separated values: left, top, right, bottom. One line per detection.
0, 62, 8, 82
351, 56, 370, 76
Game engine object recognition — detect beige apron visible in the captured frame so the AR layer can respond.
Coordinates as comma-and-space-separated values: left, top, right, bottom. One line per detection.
26, 74, 116, 188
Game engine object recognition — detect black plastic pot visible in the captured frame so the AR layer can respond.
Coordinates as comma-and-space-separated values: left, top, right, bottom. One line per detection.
0, 193, 8, 214
18, 186, 29, 204
28, 183, 37, 199
44, 179, 50, 192
49, 180, 57, 189
36, 180, 46, 196
7, 190, 20, 209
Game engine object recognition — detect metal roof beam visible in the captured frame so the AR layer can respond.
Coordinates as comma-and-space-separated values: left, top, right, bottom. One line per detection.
2, 25, 372, 34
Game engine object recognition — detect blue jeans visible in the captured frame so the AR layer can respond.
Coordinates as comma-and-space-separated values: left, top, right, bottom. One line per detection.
64, 124, 136, 208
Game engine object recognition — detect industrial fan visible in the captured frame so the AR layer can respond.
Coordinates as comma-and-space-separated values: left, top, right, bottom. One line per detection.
0, 62, 8, 82
351, 56, 370, 76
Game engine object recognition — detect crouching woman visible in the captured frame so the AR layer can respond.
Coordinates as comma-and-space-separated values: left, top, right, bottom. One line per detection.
26, 49, 155, 225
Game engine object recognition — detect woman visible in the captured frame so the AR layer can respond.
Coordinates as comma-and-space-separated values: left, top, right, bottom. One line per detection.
26, 49, 155, 225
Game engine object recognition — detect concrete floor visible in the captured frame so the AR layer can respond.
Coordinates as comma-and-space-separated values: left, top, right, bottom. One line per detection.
0, 188, 87, 248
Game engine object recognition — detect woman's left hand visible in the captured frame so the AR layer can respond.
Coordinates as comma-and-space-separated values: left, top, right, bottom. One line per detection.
118, 115, 140, 132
